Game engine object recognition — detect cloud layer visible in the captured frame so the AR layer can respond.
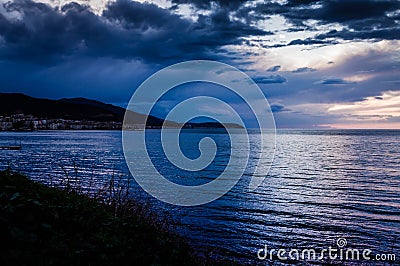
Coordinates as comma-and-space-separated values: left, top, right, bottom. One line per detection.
0, 0, 267, 64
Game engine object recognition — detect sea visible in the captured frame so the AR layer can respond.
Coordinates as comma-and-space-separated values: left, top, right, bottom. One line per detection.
0, 129, 399, 265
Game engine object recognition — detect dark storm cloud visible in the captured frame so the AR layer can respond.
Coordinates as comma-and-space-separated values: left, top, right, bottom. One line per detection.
0, 1, 94, 63
292, 67, 317, 73
2, 0, 398, 65
285, 0, 321, 7
315, 0, 399, 22
278, 0, 400, 23
266, 65, 281, 72
287, 39, 336, 46
315, 28, 400, 41
252, 75, 287, 84
285, 0, 400, 30
170, 0, 249, 10
0, 0, 267, 65
270, 104, 290, 113
318, 78, 353, 85
240, 0, 400, 42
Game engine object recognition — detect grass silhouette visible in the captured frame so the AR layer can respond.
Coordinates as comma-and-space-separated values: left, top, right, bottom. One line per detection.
0, 169, 234, 265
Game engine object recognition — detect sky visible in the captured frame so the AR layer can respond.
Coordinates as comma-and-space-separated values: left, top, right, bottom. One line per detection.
0, 0, 399, 128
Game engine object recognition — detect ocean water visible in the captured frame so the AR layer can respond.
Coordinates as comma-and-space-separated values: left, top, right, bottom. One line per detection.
0, 130, 399, 264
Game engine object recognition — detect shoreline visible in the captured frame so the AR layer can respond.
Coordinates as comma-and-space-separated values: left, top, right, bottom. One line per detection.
0, 170, 235, 265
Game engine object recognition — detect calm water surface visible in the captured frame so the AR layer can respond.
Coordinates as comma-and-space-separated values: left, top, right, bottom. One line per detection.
0, 130, 399, 264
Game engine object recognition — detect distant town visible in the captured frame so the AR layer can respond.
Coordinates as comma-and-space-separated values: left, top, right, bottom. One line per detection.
0, 113, 242, 131
0, 114, 122, 131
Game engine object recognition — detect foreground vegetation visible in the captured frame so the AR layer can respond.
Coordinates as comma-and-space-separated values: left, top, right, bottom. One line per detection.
0, 170, 221, 265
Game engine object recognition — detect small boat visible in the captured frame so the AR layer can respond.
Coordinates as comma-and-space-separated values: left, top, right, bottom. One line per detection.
0, 146, 21, 150
0, 142, 22, 150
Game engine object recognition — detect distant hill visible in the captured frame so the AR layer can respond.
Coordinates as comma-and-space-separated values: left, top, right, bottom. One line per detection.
0, 93, 242, 129
60, 97, 126, 118
0, 93, 176, 127
59, 97, 179, 127
0, 93, 120, 121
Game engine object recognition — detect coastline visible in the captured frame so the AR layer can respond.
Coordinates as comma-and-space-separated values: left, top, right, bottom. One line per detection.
0, 170, 234, 265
